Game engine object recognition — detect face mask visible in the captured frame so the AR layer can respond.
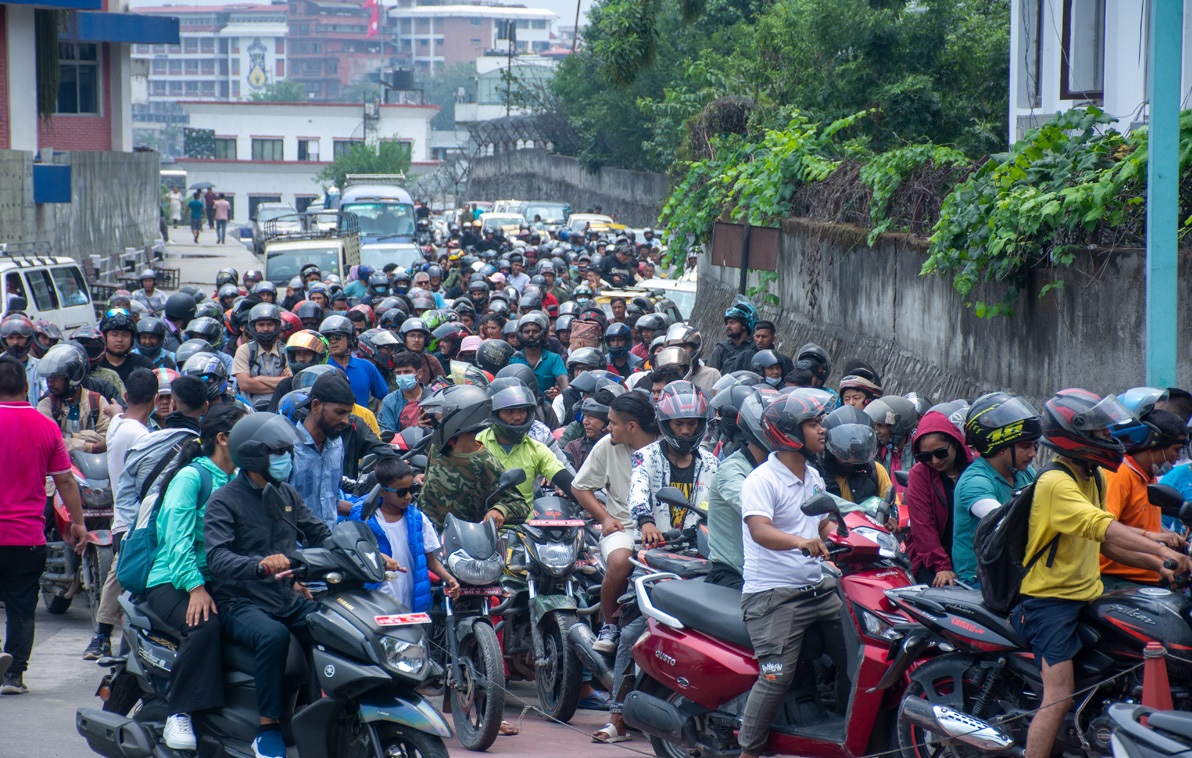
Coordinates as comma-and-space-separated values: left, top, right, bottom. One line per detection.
765, 376, 782, 387
1153, 461, 1174, 477
396, 374, 418, 391
268, 451, 293, 481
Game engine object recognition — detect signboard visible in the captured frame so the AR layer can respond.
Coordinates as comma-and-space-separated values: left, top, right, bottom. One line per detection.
710, 222, 780, 271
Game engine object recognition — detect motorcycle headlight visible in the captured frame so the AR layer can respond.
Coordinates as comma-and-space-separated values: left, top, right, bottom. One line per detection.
534, 541, 577, 572
857, 607, 903, 641
380, 635, 426, 675
77, 476, 112, 508
447, 549, 505, 586
852, 526, 898, 559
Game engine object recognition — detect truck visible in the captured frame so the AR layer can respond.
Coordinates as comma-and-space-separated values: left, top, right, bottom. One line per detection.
261, 212, 361, 286
338, 174, 422, 273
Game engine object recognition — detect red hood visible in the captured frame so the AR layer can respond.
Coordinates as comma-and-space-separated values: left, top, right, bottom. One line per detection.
911, 411, 974, 463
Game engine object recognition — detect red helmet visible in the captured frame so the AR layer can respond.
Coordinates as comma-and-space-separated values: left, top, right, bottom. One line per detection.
761, 389, 830, 453
1040, 388, 1133, 471
348, 303, 375, 328
655, 380, 712, 455
279, 310, 303, 341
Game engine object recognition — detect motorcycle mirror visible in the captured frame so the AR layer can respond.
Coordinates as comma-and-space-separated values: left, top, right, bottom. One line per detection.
358, 453, 377, 474
409, 453, 428, 471
380, 430, 396, 444
359, 483, 382, 522
498, 467, 527, 490
801, 494, 849, 536
894, 470, 910, 487
1147, 484, 1186, 517
655, 486, 690, 512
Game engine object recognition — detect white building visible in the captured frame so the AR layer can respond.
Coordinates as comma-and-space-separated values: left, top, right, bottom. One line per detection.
173, 100, 439, 219
386, 3, 557, 74
454, 53, 556, 123
1008, 0, 1192, 144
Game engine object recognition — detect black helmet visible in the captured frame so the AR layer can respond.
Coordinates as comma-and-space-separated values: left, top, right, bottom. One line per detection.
294, 300, 325, 329
710, 383, 762, 443
738, 386, 779, 452
565, 347, 606, 374
181, 352, 229, 400
217, 284, 240, 306
635, 312, 668, 336
750, 349, 782, 375
215, 267, 239, 289
516, 311, 549, 348
36, 343, 87, 387
70, 325, 106, 369
0, 315, 35, 360
246, 303, 283, 348
319, 314, 356, 348
184, 317, 224, 351
135, 317, 168, 359
823, 405, 877, 466
377, 308, 407, 330
489, 381, 537, 442
228, 412, 298, 476
964, 392, 1042, 457
164, 292, 198, 325
1040, 389, 1132, 471
655, 380, 712, 456
174, 338, 212, 367
864, 396, 921, 445
557, 301, 580, 317
294, 363, 342, 390
100, 309, 135, 335
495, 363, 541, 398
428, 384, 492, 452
368, 273, 391, 297
795, 343, 831, 384
476, 339, 516, 374
452, 298, 476, 318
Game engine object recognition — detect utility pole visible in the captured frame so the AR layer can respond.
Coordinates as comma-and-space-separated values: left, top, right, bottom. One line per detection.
1146, 0, 1182, 387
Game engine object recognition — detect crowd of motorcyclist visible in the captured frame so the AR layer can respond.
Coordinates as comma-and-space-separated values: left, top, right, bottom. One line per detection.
1, 216, 1192, 758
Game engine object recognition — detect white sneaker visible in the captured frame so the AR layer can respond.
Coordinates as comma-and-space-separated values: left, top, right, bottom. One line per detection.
164, 713, 197, 751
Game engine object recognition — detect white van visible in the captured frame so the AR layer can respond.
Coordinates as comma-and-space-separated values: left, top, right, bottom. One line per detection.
0, 252, 95, 331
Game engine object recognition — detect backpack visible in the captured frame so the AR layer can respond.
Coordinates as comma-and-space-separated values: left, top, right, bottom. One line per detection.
117, 463, 213, 596
52, 390, 102, 431
974, 462, 1101, 613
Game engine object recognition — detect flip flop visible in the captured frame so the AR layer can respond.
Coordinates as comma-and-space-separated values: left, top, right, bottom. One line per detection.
592, 722, 631, 744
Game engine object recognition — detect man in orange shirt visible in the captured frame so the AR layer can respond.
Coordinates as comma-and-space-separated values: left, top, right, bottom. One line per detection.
1101, 408, 1188, 589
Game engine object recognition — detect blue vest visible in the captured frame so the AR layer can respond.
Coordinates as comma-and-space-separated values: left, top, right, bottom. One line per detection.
352, 503, 432, 613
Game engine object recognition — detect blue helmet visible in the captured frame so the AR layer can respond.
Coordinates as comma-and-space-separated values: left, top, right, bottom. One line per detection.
1112, 387, 1169, 452
724, 295, 759, 333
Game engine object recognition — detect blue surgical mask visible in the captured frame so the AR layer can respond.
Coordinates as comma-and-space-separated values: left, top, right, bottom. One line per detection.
1154, 460, 1175, 477
765, 376, 782, 387
268, 451, 293, 481
396, 374, 418, 391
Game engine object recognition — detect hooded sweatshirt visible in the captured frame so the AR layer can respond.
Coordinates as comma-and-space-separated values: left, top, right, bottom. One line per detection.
904, 411, 973, 577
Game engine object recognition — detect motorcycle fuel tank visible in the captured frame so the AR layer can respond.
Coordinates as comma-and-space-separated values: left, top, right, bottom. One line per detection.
1085, 588, 1192, 673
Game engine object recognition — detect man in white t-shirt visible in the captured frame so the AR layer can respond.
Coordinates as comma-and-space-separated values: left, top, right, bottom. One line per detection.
737, 390, 846, 758
85, 368, 156, 661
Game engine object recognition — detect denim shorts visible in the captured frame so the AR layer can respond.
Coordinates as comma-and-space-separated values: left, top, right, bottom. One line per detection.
1011, 596, 1085, 666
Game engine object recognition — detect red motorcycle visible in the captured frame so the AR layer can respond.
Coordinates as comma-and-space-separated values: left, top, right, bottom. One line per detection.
623, 492, 921, 758
41, 449, 114, 625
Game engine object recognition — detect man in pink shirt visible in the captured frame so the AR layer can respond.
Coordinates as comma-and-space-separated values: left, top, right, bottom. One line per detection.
0, 356, 87, 695
214, 193, 231, 244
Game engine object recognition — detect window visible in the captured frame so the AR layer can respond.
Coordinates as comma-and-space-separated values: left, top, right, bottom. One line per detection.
294, 195, 318, 214
169, 81, 183, 96
201, 81, 215, 96
297, 139, 320, 161
151, 81, 167, 96
252, 138, 284, 160
233, 81, 240, 98
185, 59, 199, 75
24, 271, 59, 310
200, 59, 214, 75
185, 81, 199, 96
214, 137, 236, 159
333, 139, 362, 159
232, 59, 240, 76
471, 17, 482, 25
276, 38, 285, 53
1017, 0, 1043, 108
219, 39, 228, 53
152, 44, 167, 54
276, 59, 285, 77
151, 59, 167, 75
327, 61, 337, 74
168, 59, 182, 75
531, 19, 546, 29
218, 60, 228, 75
56, 43, 99, 115
1061, 0, 1105, 100
183, 38, 198, 54
51, 267, 89, 307
218, 82, 229, 98
200, 37, 215, 53
471, 38, 482, 44
232, 40, 239, 53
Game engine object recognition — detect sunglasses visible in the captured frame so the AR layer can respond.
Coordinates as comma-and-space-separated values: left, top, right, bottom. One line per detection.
915, 447, 952, 464
381, 485, 419, 497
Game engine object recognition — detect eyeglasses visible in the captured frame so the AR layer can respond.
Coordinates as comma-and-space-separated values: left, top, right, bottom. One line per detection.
381, 485, 418, 497
915, 447, 952, 464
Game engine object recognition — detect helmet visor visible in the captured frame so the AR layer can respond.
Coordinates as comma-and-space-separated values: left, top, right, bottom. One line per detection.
976, 396, 1040, 429
825, 424, 877, 465
1073, 395, 1136, 431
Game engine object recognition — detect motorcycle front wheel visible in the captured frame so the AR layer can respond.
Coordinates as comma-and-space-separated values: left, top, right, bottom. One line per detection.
449, 622, 505, 751
376, 723, 449, 758
534, 611, 583, 723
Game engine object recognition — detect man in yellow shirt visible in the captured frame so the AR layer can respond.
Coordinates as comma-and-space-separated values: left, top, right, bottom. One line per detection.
1100, 408, 1188, 589
1014, 389, 1192, 758
476, 379, 574, 506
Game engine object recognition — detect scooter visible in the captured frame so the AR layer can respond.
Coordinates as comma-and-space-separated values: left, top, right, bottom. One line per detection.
42, 449, 114, 625
77, 484, 453, 758
624, 492, 918, 758
1108, 703, 1192, 758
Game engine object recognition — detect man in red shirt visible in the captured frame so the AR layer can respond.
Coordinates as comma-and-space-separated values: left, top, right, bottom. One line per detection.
0, 356, 87, 694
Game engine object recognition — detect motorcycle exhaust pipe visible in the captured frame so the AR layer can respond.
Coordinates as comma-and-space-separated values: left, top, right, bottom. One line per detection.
900, 697, 1021, 755
567, 622, 613, 691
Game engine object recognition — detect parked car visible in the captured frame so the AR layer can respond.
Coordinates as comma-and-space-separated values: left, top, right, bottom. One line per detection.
251, 202, 300, 254
0, 247, 95, 332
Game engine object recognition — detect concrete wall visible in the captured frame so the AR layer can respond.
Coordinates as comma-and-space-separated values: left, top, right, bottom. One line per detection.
0, 149, 161, 260
468, 149, 668, 229
691, 217, 1174, 407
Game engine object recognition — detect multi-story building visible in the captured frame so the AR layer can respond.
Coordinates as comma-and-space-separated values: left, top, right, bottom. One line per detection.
386, 2, 557, 74
285, 0, 380, 100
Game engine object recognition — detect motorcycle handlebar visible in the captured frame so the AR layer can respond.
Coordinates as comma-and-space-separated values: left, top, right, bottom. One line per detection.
800, 542, 851, 558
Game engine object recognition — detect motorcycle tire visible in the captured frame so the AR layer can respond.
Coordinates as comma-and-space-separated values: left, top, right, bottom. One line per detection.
102, 671, 142, 716
896, 653, 996, 758
640, 677, 693, 758
376, 723, 450, 758
450, 622, 505, 752
534, 611, 583, 723
42, 590, 72, 614
85, 545, 114, 629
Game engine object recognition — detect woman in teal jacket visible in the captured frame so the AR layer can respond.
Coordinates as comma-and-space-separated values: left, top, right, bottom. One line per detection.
144, 403, 246, 751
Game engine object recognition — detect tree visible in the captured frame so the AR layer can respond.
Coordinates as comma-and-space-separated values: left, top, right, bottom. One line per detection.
316, 140, 412, 190
341, 76, 383, 103
249, 79, 307, 102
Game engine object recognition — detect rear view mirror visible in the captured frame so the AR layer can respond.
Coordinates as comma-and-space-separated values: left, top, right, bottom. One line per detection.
655, 486, 689, 512
1147, 484, 1186, 516
801, 494, 848, 537
409, 454, 428, 471
498, 468, 527, 490
894, 470, 910, 487
380, 430, 396, 444
360, 483, 382, 522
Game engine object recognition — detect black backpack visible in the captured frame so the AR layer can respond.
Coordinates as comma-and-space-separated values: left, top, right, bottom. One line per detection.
974, 462, 1100, 614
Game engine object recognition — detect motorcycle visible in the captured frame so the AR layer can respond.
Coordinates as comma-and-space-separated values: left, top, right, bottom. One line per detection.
78, 484, 453, 758
624, 491, 917, 758
42, 449, 114, 625
434, 468, 525, 751
1108, 703, 1192, 758
500, 492, 596, 722
883, 483, 1192, 758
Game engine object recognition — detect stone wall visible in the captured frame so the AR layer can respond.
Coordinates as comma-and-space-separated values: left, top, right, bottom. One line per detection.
690, 217, 1173, 407
468, 149, 668, 229
0, 149, 160, 259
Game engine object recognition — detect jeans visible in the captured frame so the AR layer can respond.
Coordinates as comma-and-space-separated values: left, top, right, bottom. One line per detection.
215, 220, 227, 244
146, 584, 224, 715
0, 545, 48, 675
219, 599, 316, 720
608, 616, 646, 715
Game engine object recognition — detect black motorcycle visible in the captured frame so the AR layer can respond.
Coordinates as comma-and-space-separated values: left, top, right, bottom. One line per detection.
1108, 703, 1192, 758
77, 485, 452, 758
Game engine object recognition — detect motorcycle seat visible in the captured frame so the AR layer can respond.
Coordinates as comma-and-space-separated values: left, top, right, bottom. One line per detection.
650, 579, 752, 649
223, 637, 309, 686
1148, 711, 1192, 741
916, 587, 1024, 646
641, 549, 709, 579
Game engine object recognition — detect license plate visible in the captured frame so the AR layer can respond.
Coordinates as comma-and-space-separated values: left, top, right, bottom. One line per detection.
457, 587, 503, 596
374, 613, 431, 626
574, 560, 590, 567
527, 519, 586, 527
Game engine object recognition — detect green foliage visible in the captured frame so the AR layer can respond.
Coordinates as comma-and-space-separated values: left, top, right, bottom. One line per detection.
183, 128, 216, 159
859, 144, 968, 244
316, 140, 412, 191
249, 79, 307, 102
924, 106, 1192, 317
341, 77, 383, 104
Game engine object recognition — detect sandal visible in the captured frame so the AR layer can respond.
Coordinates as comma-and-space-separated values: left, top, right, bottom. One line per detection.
592, 722, 631, 744
498, 720, 520, 736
